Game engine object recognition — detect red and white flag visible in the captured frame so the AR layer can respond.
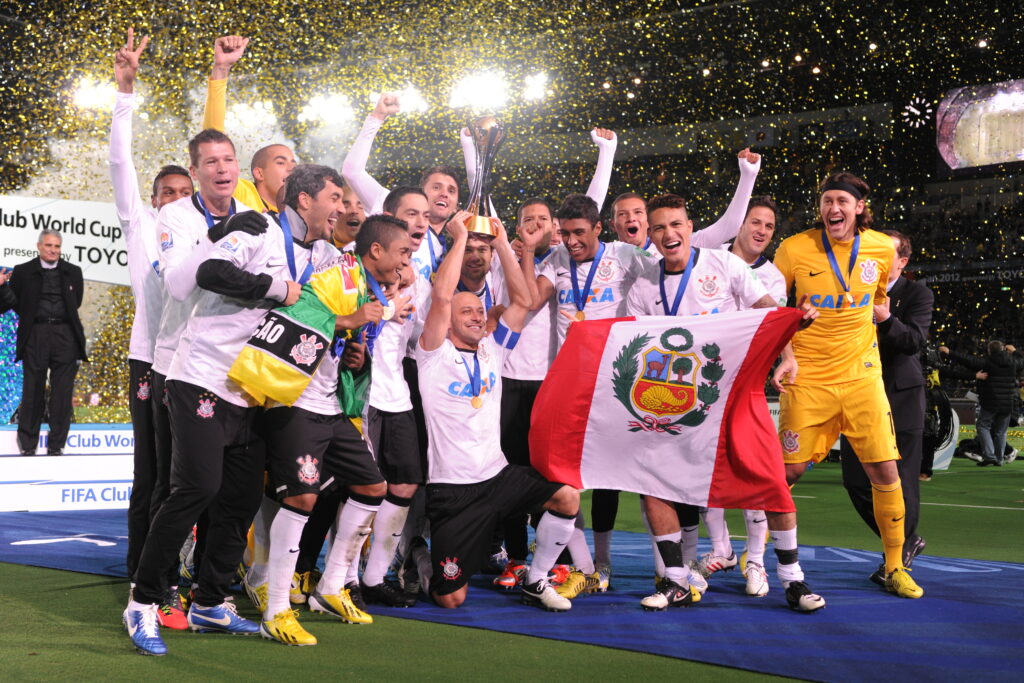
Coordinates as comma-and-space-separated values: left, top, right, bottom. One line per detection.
530, 308, 803, 512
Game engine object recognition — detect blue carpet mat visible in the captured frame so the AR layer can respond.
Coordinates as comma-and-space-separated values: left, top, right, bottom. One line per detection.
2, 510, 1021, 682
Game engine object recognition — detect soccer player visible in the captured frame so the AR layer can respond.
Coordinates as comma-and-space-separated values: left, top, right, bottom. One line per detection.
610, 149, 762, 254
696, 196, 787, 596
411, 211, 580, 611
251, 211, 412, 645
109, 29, 194, 630
122, 130, 299, 656
772, 172, 924, 599
202, 34, 296, 214
624, 193, 823, 612
333, 184, 366, 251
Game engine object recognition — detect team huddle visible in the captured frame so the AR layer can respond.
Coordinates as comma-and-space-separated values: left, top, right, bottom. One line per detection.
111, 32, 924, 657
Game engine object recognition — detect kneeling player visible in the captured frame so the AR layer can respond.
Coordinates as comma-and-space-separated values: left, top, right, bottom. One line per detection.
414, 212, 580, 611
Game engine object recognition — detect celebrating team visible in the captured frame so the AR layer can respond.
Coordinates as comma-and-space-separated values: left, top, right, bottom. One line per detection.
110, 31, 924, 656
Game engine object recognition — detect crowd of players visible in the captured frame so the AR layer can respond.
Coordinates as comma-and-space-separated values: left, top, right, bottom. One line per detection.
110, 32, 926, 656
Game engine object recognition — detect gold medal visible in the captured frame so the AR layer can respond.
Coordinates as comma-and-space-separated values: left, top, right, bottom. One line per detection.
845, 293, 854, 306
575, 310, 586, 321
382, 303, 395, 321
471, 396, 483, 409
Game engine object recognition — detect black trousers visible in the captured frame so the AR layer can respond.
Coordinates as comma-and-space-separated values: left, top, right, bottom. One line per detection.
125, 360, 157, 578
17, 322, 79, 453
840, 388, 924, 555
132, 380, 263, 606
498, 378, 543, 561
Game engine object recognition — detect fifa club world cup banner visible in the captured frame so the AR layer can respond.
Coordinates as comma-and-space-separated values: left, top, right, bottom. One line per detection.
530, 308, 804, 512
0, 195, 129, 286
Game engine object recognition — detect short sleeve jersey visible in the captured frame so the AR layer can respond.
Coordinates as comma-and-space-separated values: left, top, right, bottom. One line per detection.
773, 227, 894, 385
541, 241, 656, 344
415, 321, 520, 484
625, 248, 768, 317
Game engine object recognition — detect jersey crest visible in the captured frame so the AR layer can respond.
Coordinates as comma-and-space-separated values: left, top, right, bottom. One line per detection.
859, 259, 879, 284
780, 429, 800, 455
595, 257, 618, 283
698, 274, 720, 298
296, 455, 320, 485
136, 380, 151, 401
288, 333, 325, 367
440, 557, 462, 581
196, 393, 217, 419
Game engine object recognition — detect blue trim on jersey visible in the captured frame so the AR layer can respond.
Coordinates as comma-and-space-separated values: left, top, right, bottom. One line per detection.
492, 322, 520, 351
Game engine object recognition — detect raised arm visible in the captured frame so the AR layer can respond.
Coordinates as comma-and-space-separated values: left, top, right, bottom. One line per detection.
691, 148, 762, 248
341, 93, 398, 215
518, 223, 556, 311
419, 211, 470, 351
110, 28, 149, 235
202, 35, 249, 132
490, 219, 531, 332
586, 128, 617, 212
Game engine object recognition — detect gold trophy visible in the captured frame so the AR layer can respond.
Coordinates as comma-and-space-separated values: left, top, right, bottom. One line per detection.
463, 115, 505, 237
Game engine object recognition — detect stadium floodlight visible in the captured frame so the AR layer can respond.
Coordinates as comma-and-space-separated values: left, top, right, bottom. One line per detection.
298, 94, 354, 125
73, 77, 116, 111
524, 73, 548, 102
449, 71, 508, 111
369, 85, 429, 114
227, 100, 278, 129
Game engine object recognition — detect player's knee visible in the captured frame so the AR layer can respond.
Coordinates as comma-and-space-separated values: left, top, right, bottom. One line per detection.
785, 462, 808, 485
282, 493, 317, 513
389, 482, 418, 498
547, 485, 580, 517
433, 590, 466, 609
352, 481, 387, 500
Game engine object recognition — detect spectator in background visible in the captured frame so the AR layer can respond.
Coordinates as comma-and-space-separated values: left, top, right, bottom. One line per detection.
0, 229, 88, 456
939, 341, 1023, 466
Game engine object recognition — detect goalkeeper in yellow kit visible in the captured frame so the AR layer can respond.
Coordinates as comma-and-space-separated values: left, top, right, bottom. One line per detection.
771, 172, 923, 599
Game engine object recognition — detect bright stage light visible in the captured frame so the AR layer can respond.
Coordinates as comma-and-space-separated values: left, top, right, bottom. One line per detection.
227, 100, 278, 129
73, 77, 116, 111
524, 73, 548, 101
449, 71, 508, 111
298, 94, 354, 125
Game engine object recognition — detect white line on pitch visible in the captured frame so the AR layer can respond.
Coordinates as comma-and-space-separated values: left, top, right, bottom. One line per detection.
792, 495, 816, 498
920, 502, 1024, 511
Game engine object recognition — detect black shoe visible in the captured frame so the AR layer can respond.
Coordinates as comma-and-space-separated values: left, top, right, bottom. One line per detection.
401, 536, 427, 595
904, 536, 926, 568
19, 449, 34, 456
362, 580, 417, 607
47, 449, 64, 456
868, 563, 886, 586
784, 581, 825, 612
344, 581, 367, 611
977, 459, 997, 467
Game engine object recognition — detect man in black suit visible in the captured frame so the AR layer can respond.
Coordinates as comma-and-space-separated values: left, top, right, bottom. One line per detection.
840, 229, 932, 582
0, 229, 88, 455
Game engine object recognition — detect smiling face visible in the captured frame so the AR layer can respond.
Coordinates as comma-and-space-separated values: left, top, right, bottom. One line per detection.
448, 291, 487, 347
422, 172, 459, 225
333, 185, 366, 246
298, 179, 344, 242
190, 140, 239, 205
369, 229, 413, 286
819, 190, 864, 242
253, 145, 296, 203
558, 218, 602, 262
648, 206, 694, 270
734, 206, 776, 263
612, 196, 648, 246
461, 235, 493, 284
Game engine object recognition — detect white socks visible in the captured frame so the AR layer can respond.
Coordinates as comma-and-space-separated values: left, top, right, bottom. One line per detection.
567, 512, 596, 574
246, 496, 280, 587
317, 499, 379, 596
264, 506, 309, 618
363, 499, 411, 586
702, 508, 734, 558
743, 509, 768, 566
526, 512, 577, 585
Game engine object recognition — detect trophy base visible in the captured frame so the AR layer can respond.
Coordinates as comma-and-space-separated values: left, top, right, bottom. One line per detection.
464, 214, 498, 237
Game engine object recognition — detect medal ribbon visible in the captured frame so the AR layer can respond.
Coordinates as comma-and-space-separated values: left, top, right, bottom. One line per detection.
457, 280, 492, 311
278, 210, 314, 285
569, 241, 606, 315
194, 192, 236, 230
357, 256, 389, 355
659, 248, 697, 316
427, 229, 446, 273
460, 350, 482, 402
821, 229, 860, 307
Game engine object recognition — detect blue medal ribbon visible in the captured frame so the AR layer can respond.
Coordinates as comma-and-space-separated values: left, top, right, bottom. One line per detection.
361, 266, 390, 355
278, 210, 314, 285
194, 192, 235, 230
642, 236, 652, 250
459, 349, 482, 401
569, 241, 606, 315
427, 229, 446, 274
534, 247, 552, 265
659, 248, 697, 316
457, 280, 492, 311
821, 229, 860, 307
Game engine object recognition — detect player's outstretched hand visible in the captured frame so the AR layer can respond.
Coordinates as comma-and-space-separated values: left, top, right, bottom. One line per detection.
372, 92, 401, 121
214, 35, 249, 70
591, 127, 617, 149
738, 147, 761, 166
114, 28, 149, 92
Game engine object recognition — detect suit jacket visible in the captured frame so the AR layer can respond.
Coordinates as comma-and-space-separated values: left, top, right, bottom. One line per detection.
875, 276, 933, 427
0, 257, 88, 361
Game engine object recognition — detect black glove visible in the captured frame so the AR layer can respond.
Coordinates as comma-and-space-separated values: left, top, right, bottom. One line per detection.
208, 210, 268, 242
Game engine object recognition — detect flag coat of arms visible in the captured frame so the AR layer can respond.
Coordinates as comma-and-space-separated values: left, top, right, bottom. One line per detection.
529, 308, 803, 512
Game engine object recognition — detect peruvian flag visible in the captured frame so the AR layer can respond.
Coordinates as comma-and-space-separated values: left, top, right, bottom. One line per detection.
529, 308, 803, 512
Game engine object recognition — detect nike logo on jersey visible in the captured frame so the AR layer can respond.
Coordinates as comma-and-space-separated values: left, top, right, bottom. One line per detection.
554, 541, 568, 546
892, 515, 905, 524
808, 270, 824, 276
289, 548, 300, 553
